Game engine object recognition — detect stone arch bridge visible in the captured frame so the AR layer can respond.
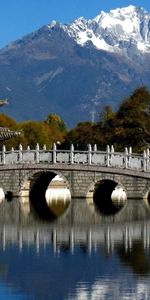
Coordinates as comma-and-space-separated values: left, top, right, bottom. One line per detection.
1, 144, 150, 223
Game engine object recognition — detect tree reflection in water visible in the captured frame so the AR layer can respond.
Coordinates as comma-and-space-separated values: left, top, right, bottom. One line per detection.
117, 241, 150, 276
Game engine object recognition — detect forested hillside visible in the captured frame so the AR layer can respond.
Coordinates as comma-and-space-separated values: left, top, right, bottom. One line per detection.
1, 87, 150, 153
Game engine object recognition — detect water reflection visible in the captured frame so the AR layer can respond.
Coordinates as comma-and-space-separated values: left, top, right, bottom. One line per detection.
0, 222, 150, 256
0, 222, 149, 299
0, 195, 150, 226
0, 194, 150, 298
45, 175, 71, 217
68, 279, 150, 300
117, 241, 150, 276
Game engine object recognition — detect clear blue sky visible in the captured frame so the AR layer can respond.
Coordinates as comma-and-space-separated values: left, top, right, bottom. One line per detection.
0, 0, 150, 48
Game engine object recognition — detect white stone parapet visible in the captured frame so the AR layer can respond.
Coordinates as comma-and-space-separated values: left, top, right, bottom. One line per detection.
0, 143, 150, 172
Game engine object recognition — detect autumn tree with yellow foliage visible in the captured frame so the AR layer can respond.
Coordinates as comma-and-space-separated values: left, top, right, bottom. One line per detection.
0, 113, 67, 150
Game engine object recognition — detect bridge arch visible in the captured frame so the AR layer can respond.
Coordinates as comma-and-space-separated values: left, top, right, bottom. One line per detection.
143, 187, 150, 208
19, 170, 71, 221
86, 176, 127, 216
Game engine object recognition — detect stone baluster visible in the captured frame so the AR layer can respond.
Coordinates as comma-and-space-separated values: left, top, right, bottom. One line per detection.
70, 144, 74, 164
106, 145, 110, 166
146, 148, 150, 170
19, 144, 23, 163
11, 147, 15, 163
27, 146, 30, 151
53, 143, 57, 164
110, 145, 114, 166
143, 150, 147, 171
88, 144, 92, 165
129, 146, 132, 153
128, 147, 132, 168
36, 144, 40, 163
2, 145, 6, 164
111, 145, 114, 153
124, 147, 128, 168
93, 144, 97, 152
43, 144, 47, 151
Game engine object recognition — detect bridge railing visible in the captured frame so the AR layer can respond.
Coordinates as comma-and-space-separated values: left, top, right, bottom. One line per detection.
0, 144, 150, 172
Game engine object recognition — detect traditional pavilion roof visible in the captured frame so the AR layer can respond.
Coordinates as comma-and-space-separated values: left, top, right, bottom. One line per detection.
0, 99, 9, 107
0, 98, 21, 141
0, 127, 20, 141
0, 99, 21, 141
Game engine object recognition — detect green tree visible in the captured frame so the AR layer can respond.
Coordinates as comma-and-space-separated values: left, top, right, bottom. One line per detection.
17, 120, 67, 149
111, 86, 150, 151
1, 113, 68, 149
99, 105, 115, 125
45, 114, 67, 133
0, 114, 17, 128
17, 121, 51, 148
62, 122, 98, 149
62, 86, 150, 152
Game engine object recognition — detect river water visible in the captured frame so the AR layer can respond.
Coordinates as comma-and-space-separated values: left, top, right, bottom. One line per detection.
0, 198, 150, 299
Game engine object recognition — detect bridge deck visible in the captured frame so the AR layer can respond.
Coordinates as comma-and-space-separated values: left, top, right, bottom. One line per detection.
0, 144, 150, 179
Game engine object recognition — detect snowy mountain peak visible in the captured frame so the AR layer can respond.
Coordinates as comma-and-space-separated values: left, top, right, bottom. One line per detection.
104, 5, 148, 22
47, 20, 60, 29
61, 5, 150, 54
109, 5, 141, 15
48, 20, 57, 27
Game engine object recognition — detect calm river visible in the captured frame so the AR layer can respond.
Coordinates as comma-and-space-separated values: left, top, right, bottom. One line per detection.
0, 197, 149, 300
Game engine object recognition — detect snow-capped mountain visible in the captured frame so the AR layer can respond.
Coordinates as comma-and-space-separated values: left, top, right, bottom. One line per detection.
61, 5, 150, 54
0, 6, 150, 126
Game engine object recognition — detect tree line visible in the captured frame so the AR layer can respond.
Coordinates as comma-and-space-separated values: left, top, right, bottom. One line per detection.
0, 113, 67, 149
1, 86, 150, 152
62, 86, 150, 152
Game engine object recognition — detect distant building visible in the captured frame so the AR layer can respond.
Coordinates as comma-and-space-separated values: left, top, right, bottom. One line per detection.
0, 99, 9, 107
0, 127, 20, 141
0, 99, 21, 141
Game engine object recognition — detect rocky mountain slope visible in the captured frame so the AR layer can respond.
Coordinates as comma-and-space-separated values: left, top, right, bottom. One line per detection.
0, 5, 150, 127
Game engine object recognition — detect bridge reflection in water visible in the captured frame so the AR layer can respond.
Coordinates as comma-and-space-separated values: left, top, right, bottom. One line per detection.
0, 186, 150, 242
0, 221, 150, 256
45, 175, 71, 217
1, 146, 150, 299
0, 197, 150, 299
1, 192, 150, 225
0, 221, 150, 252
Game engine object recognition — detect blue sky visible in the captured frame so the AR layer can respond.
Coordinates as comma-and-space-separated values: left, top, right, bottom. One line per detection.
0, 0, 150, 48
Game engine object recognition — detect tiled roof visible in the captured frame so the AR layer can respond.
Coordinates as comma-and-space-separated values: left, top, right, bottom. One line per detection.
0, 127, 20, 141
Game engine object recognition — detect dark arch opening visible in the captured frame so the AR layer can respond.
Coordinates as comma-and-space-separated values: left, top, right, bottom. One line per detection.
147, 192, 150, 206
6, 191, 13, 202
29, 172, 71, 221
29, 172, 56, 221
93, 180, 125, 216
